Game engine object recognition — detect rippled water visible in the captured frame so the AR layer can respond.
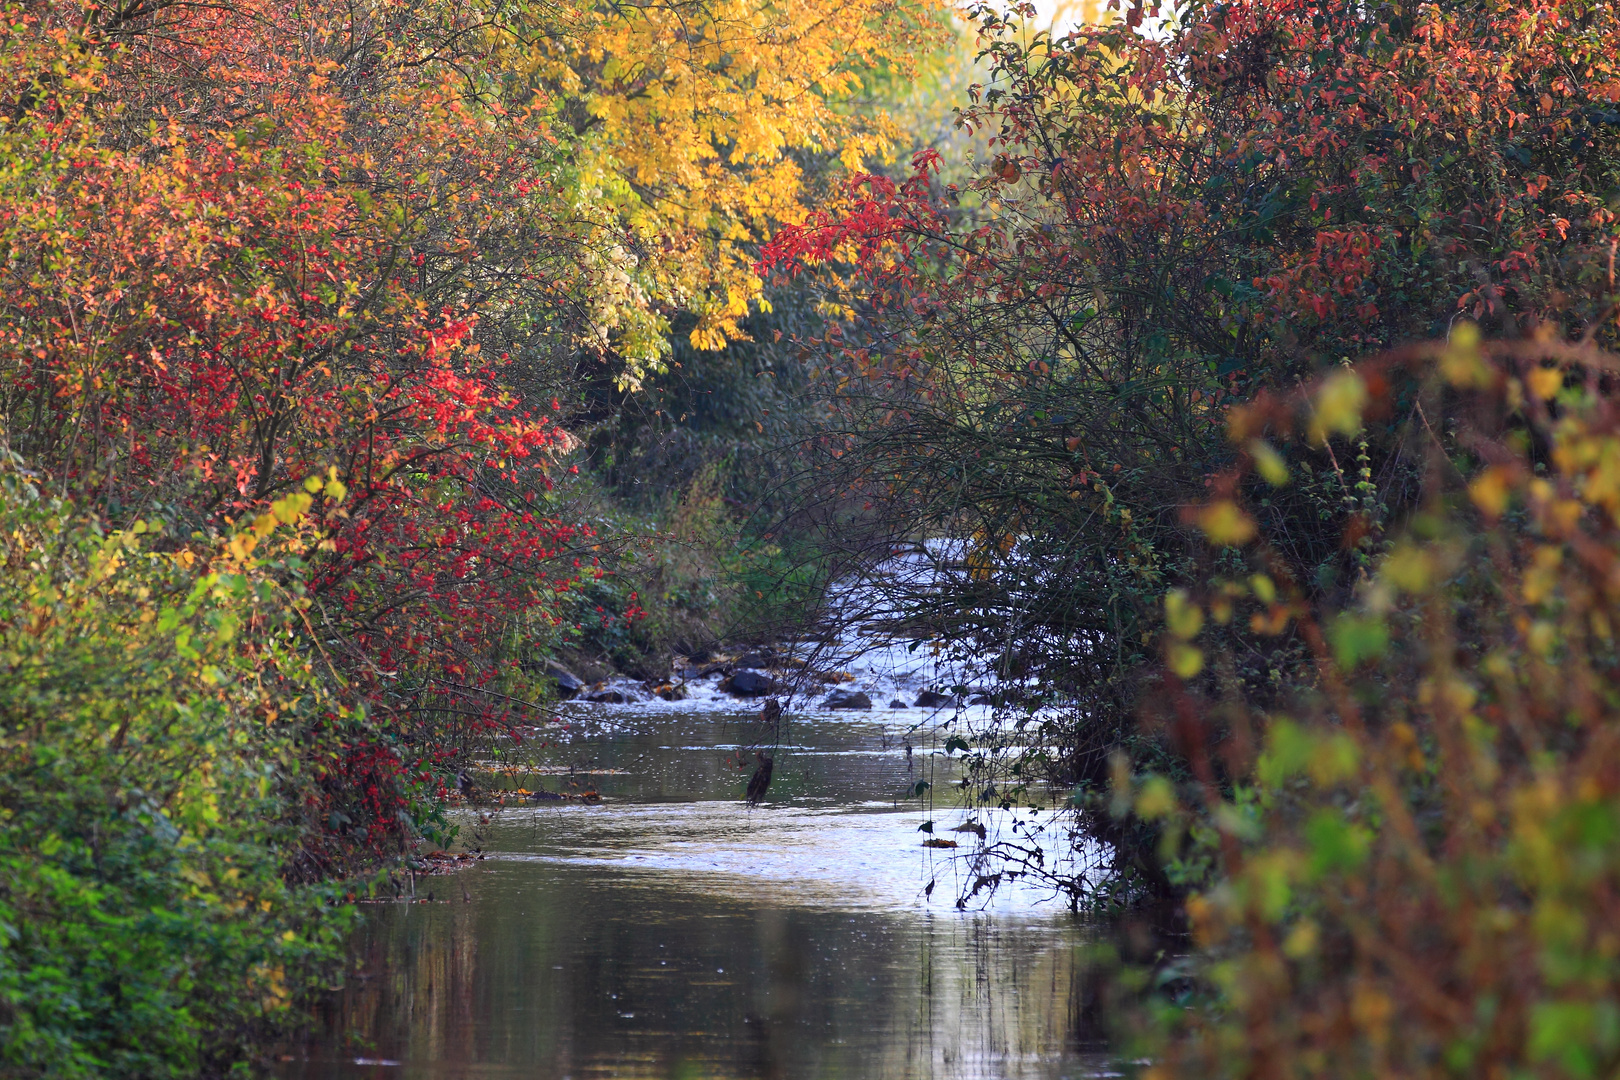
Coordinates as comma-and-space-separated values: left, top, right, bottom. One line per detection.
274, 703, 1108, 1079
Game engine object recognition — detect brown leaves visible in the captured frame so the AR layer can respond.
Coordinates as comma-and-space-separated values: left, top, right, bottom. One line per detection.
990, 154, 1022, 183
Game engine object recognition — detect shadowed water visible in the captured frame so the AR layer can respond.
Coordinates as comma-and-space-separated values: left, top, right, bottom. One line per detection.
274, 704, 1108, 1079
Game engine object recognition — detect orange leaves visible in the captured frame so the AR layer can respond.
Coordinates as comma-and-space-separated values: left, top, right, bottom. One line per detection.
990, 154, 1022, 184
1265, 227, 1384, 324
1468, 465, 1516, 520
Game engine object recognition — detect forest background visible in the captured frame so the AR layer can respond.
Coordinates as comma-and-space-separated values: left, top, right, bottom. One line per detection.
6, 0, 1620, 1076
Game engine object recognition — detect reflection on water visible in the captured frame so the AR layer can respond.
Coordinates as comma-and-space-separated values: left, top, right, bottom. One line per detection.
276, 707, 1107, 1080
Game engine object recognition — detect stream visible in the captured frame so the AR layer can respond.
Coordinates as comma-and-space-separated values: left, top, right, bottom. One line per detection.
275, 664, 1108, 1079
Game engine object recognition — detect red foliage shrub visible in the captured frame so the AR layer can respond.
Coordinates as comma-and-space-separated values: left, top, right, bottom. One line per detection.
0, 0, 610, 864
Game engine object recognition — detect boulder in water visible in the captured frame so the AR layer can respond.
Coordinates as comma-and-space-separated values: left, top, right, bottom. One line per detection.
824, 689, 872, 710
913, 690, 958, 709
546, 661, 584, 698
723, 669, 776, 697
888, 699, 908, 709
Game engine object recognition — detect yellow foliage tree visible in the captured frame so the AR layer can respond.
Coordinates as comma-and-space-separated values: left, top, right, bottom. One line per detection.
529, 0, 950, 360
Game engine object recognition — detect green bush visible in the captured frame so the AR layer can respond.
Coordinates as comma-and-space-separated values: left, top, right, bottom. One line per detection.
0, 456, 351, 1077
549, 462, 836, 675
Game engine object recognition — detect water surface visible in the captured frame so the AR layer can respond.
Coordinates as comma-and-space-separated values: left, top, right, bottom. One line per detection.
276, 703, 1106, 1079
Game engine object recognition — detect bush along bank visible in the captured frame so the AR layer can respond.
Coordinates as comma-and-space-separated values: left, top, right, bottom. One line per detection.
0, 456, 363, 1077
1104, 336, 1620, 1078
545, 464, 836, 686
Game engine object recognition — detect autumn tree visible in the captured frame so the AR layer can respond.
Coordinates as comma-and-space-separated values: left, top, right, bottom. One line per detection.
0, 0, 953, 875
763, 0, 1620, 887
529, 0, 949, 357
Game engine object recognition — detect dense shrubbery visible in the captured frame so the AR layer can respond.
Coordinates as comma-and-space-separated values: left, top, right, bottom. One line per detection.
0, 0, 950, 1064
756, 5, 1620, 1071
1094, 335, 1620, 1079
0, 0, 948, 841
0, 456, 354, 1075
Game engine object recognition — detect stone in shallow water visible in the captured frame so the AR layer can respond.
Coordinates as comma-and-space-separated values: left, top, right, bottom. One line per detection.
913, 689, 958, 709
823, 689, 872, 710
889, 699, 908, 709
723, 669, 775, 696
546, 661, 584, 698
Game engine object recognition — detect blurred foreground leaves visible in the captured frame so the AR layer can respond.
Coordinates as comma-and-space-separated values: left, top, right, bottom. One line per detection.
1121, 338, 1620, 1080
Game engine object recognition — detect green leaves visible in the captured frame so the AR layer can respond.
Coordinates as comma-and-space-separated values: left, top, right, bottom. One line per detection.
1256, 718, 1360, 788
0, 466, 347, 1076
1529, 1000, 1620, 1079
1303, 809, 1370, 877
1328, 612, 1389, 669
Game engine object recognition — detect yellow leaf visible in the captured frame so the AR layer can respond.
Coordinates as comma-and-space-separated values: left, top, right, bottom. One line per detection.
228, 532, 259, 561
1521, 545, 1562, 605
1168, 642, 1204, 678
1440, 322, 1490, 388
1165, 588, 1204, 639
1381, 543, 1434, 593
271, 492, 313, 525
1525, 364, 1563, 399
1249, 439, 1289, 486
1283, 920, 1319, 959
1468, 466, 1513, 519
1310, 370, 1368, 444
1250, 573, 1277, 604
1135, 776, 1177, 819
1197, 500, 1257, 546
